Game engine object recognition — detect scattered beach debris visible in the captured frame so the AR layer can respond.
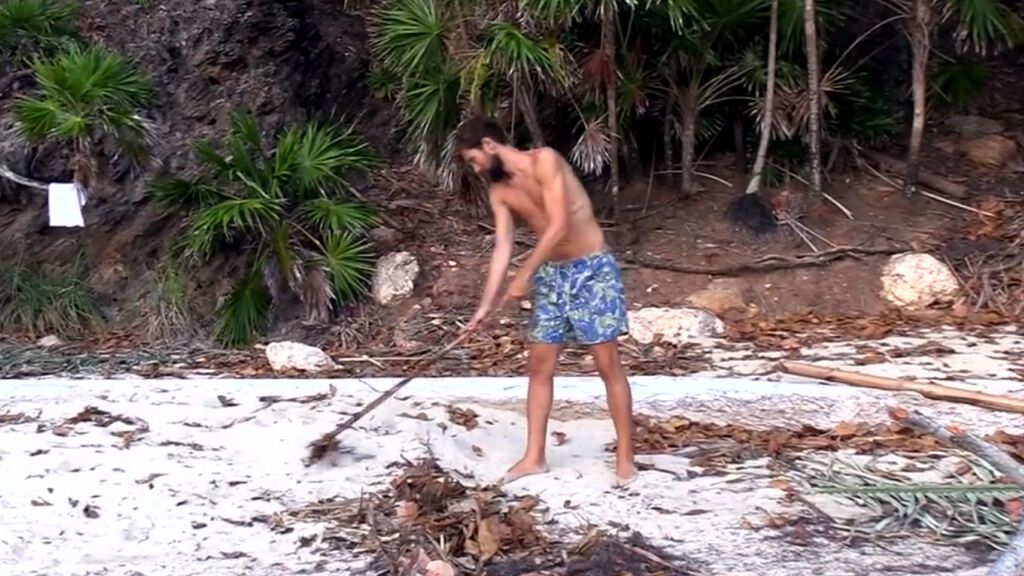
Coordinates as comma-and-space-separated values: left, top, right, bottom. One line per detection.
271, 458, 697, 575
48, 405, 150, 447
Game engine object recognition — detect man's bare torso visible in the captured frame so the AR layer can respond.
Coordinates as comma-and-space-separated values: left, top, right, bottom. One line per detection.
490, 148, 605, 262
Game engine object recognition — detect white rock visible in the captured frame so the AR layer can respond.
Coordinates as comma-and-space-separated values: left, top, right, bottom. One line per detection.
37, 335, 63, 348
627, 307, 725, 345
880, 253, 960, 310
264, 341, 335, 372
372, 251, 419, 305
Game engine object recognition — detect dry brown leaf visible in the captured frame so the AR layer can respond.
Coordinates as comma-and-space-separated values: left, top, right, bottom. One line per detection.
395, 500, 418, 524
448, 406, 480, 430
831, 421, 860, 437
476, 516, 502, 561
551, 431, 568, 446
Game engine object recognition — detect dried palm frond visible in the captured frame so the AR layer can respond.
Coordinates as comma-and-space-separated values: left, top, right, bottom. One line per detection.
569, 115, 611, 177
300, 266, 334, 323
793, 452, 1023, 549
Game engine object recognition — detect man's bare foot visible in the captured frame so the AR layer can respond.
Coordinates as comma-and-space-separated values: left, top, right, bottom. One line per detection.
499, 458, 550, 485
614, 461, 639, 488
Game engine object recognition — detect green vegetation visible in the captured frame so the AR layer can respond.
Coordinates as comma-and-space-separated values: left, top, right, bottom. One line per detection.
363, 0, 1023, 200
0, 0, 76, 68
14, 43, 155, 186
149, 111, 381, 347
0, 251, 102, 338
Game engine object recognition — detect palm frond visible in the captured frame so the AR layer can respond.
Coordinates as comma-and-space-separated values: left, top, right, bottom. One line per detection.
402, 65, 462, 171
0, 0, 77, 64
14, 43, 153, 159
569, 113, 611, 176
274, 121, 381, 199
520, 0, 587, 26
213, 265, 272, 348
301, 198, 379, 237
482, 21, 570, 92
317, 232, 375, 304
148, 174, 226, 211
182, 197, 283, 260
370, 0, 451, 74
943, 0, 1024, 54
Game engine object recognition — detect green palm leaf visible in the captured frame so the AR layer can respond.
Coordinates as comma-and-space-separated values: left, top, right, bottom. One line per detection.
521, 0, 587, 27
0, 0, 77, 63
401, 65, 462, 152
182, 197, 283, 259
317, 232, 375, 304
301, 198, 379, 236
14, 43, 153, 161
370, 0, 450, 74
148, 175, 226, 211
274, 121, 380, 199
945, 0, 1024, 52
482, 21, 570, 90
213, 264, 272, 348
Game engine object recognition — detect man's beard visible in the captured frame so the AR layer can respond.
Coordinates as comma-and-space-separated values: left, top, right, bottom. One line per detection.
484, 155, 508, 182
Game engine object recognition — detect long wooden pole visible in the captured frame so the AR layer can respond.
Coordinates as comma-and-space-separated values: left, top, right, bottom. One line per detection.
779, 361, 1024, 414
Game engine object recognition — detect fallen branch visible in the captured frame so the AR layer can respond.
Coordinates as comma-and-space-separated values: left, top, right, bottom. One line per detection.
859, 148, 968, 199
622, 245, 910, 276
258, 384, 336, 406
888, 408, 1024, 484
859, 159, 996, 217
780, 361, 1024, 414
889, 408, 1024, 576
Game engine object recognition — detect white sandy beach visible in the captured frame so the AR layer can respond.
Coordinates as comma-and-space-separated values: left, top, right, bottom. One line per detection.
2, 326, 1023, 576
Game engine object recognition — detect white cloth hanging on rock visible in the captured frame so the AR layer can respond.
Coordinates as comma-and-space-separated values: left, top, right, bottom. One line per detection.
47, 182, 86, 227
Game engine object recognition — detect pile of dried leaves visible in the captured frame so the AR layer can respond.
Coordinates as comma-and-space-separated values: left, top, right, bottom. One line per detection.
617, 416, 1024, 472
272, 459, 695, 575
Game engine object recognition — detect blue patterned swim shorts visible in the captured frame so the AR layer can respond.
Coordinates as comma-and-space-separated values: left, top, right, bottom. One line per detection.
528, 249, 629, 345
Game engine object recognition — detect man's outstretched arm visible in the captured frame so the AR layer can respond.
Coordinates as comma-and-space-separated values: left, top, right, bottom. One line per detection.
474, 193, 515, 319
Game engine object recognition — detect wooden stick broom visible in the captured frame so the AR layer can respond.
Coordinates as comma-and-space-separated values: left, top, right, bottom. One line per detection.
304, 331, 472, 466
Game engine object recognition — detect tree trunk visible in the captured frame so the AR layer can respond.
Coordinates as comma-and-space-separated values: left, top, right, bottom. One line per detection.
732, 113, 746, 172
601, 0, 621, 222
663, 103, 674, 174
804, 0, 823, 195
905, 0, 932, 198
516, 79, 546, 148
744, 0, 780, 195
679, 84, 699, 197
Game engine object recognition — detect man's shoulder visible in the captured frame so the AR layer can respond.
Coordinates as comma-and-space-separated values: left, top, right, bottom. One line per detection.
531, 146, 565, 166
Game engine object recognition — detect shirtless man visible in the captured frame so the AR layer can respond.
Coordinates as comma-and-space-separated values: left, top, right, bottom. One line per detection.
455, 116, 638, 487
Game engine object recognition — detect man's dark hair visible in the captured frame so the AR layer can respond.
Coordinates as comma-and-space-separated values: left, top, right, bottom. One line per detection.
454, 116, 507, 151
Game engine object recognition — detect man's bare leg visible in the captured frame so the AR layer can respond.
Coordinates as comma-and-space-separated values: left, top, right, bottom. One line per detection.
502, 342, 561, 483
591, 340, 637, 484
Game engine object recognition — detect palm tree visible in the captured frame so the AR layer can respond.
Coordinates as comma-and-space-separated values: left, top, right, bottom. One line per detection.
885, 0, 1023, 196
149, 112, 381, 347
649, 0, 765, 197
13, 43, 155, 192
